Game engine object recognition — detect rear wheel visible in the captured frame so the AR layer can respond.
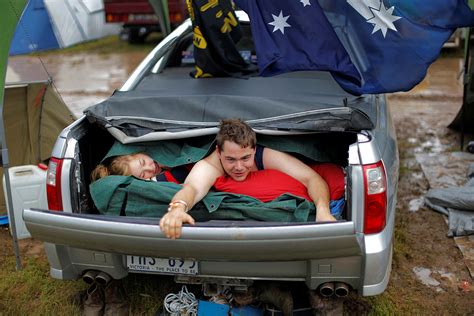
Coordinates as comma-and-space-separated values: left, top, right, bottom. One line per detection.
127, 28, 147, 44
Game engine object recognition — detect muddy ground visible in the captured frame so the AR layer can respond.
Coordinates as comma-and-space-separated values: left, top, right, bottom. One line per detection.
384, 56, 474, 314
2, 43, 474, 314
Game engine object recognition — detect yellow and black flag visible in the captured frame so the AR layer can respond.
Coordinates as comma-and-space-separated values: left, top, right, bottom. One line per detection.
187, 0, 257, 78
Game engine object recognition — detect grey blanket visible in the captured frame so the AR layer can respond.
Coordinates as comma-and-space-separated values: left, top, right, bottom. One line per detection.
424, 164, 474, 237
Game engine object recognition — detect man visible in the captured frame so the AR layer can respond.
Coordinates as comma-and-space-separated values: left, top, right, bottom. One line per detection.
160, 119, 336, 239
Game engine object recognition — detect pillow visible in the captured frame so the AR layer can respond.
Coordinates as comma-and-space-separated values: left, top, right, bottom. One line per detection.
310, 163, 345, 200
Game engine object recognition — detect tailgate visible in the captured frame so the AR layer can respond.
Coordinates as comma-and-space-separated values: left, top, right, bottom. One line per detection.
24, 209, 362, 260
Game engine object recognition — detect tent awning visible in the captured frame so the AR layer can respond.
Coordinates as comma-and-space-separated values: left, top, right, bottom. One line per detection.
6, 58, 50, 85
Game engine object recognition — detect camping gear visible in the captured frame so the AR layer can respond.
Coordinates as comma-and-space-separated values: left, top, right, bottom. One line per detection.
1, 0, 28, 271
2, 165, 47, 239
1, 0, 74, 269
9, 0, 59, 55
197, 300, 264, 316
424, 163, 474, 237
2, 58, 75, 213
10, 0, 120, 55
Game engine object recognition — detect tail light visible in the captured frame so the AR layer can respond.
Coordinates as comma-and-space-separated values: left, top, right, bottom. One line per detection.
170, 13, 183, 23
46, 158, 63, 211
105, 13, 129, 23
363, 161, 387, 234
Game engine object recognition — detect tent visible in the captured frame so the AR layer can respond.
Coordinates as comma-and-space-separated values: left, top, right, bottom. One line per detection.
2, 0, 32, 270
43, 0, 121, 48
0, 58, 75, 215
2, 0, 75, 270
9, 0, 59, 55
9, 0, 121, 55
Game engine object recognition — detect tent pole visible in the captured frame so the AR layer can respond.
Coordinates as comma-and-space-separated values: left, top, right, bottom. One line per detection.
0, 0, 27, 272
0, 107, 22, 271
461, 27, 472, 150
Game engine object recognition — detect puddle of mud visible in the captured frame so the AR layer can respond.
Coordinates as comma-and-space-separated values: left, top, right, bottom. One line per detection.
413, 267, 441, 287
8, 52, 148, 118
408, 198, 424, 212
413, 266, 468, 294
415, 152, 474, 189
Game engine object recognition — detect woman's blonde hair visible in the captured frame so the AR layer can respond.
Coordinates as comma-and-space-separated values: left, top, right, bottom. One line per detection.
91, 153, 140, 182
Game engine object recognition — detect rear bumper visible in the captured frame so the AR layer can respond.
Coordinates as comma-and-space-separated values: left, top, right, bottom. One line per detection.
362, 206, 396, 296
45, 244, 364, 291
24, 210, 359, 261
24, 209, 393, 294
24, 209, 364, 290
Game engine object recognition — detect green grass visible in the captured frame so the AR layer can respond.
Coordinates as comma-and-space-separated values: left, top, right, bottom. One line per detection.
0, 256, 84, 315
0, 250, 202, 315
366, 294, 396, 316
30, 34, 162, 56
124, 274, 176, 315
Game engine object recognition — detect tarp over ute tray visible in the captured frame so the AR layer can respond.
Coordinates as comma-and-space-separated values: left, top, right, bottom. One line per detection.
84, 68, 376, 143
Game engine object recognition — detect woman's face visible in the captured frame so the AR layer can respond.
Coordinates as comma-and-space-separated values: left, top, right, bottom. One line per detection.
127, 153, 162, 179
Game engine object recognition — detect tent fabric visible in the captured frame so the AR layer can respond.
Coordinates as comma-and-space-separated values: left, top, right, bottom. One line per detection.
424, 164, 474, 237
9, 0, 121, 55
0, 77, 75, 212
149, 0, 171, 36
103, 132, 351, 168
43, 0, 121, 48
9, 0, 59, 55
0, 0, 27, 102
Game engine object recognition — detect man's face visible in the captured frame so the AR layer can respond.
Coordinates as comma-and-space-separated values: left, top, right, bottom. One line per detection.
217, 141, 256, 181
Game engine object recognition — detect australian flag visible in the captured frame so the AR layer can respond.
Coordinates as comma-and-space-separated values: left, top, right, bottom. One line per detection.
235, 0, 474, 95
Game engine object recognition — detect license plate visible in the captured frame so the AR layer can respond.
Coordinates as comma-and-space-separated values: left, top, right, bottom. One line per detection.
126, 256, 198, 275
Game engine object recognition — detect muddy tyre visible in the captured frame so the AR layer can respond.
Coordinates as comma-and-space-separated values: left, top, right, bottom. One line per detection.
127, 28, 147, 44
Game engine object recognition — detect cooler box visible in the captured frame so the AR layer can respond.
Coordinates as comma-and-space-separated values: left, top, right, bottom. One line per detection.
3, 165, 48, 239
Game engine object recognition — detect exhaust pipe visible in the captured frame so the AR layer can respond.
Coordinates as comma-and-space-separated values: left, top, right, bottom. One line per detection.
334, 282, 350, 297
82, 270, 99, 285
319, 282, 334, 297
95, 271, 112, 286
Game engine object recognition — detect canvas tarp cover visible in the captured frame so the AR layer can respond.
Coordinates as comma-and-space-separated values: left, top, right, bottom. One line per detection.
102, 132, 351, 168
91, 176, 316, 222
84, 68, 375, 141
91, 138, 347, 219
0, 61, 75, 213
424, 164, 474, 237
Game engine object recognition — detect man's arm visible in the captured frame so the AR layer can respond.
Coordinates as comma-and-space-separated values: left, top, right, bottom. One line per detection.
159, 152, 223, 239
262, 148, 336, 222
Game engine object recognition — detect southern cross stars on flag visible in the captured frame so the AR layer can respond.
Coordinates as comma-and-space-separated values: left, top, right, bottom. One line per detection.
235, 0, 474, 95
268, 0, 402, 37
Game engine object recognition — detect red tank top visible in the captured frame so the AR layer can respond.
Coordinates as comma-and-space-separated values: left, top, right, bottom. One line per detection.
213, 169, 311, 202
213, 163, 345, 202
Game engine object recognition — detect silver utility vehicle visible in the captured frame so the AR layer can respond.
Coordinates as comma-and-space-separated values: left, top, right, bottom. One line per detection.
24, 12, 398, 297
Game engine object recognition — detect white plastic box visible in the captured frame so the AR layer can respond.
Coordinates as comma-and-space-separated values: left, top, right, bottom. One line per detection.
3, 165, 47, 239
